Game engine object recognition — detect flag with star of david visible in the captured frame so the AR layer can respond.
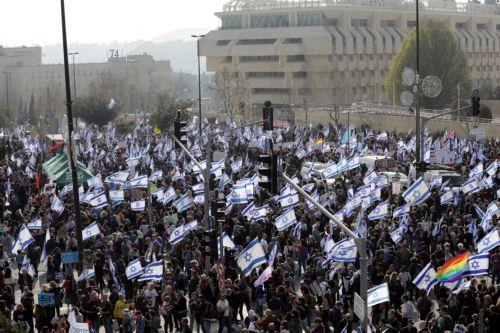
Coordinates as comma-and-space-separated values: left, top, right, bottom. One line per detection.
125, 258, 144, 279
461, 178, 480, 196
130, 199, 146, 211
477, 228, 500, 254
326, 238, 357, 263
367, 200, 388, 221
249, 205, 269, 222
403, 177, 430, 206
236, 237, 267, 276
168, 225, 187, 245
89, 192, 108, 209
412, 263, 438, 294
390, 225, 405, 244
77, 268, 95, 282
82, 222, 101, 241
138, 261, 163, 281
463, 253, 489, 277
274, 208, 297, 232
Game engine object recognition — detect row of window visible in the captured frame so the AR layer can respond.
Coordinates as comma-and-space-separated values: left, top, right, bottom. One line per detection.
238, 55, 305, 62
234, 54, 393, 64
246, 71, 308, 79
252, 88, 310, 95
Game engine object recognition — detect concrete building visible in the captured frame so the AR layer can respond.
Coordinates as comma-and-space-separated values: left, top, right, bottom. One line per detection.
0, 46, 172, 122
200, 0, 500, 113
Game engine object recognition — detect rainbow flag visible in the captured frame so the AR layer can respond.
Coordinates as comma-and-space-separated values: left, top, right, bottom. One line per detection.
435, 252, 468, 282
314, 137, 325, 149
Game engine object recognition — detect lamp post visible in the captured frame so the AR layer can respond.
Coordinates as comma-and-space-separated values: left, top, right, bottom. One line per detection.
415, 0, 422, 171
59, 0, 84, 274
68, 51, 79, 128
191, 34, 206, 141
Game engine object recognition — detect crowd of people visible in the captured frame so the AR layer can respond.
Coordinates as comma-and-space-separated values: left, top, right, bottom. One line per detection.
0, 118, 498, 333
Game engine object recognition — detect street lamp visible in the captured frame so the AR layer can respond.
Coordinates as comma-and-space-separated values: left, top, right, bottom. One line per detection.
68, 51, 79, 128
191, 34, 206, 141
415, 0, 422, 171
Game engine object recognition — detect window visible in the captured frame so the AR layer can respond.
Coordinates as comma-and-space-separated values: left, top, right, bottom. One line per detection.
283, 38, 303, 44
297, 11, 323, 26
455, 22, 466, 29
325, 18, 337, 26
407, 21, 416, 28
223, 56, 232, 63
216, 40, 231, 46
497, 24, 500, 31
247, 72, 284, 78
351, 19, 367, 27
237, 39, 277, 45
252, 88, 290, 94
292, 71, 308, 79
349, 55, 354, 62
239, 55, 279, 62
286, 55, 305, 62
381, 20, 395, 28
250, 13, 289, 28
298, 88, 310, 95
221, 16, 243, 29
477, 23, 487, 30
338, 55, 343, 62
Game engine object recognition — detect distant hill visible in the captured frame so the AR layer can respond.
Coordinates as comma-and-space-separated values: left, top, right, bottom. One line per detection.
42, 38, 206, 74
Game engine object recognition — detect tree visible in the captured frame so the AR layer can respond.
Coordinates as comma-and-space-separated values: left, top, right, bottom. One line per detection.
385, 19, 471, 109
149, 93, 192, 131
73, 95, 119, 126
0, 104, 11, 128
209, 68, 245, 121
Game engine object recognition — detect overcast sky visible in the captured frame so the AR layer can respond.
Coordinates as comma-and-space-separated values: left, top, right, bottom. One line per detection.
2, 0, 227, 46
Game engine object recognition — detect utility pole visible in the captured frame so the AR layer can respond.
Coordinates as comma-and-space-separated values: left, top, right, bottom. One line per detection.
457, 84, 461, 109
191, 34, 206, 141
60, 0, 84, 274
415, 0, 422, 172
3, 72, 11, 108
69, 52, 79, 128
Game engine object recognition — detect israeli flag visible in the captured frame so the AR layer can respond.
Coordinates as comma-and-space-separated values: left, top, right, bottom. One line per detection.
474, 204, 485, 219
124, 175, 148, 189
169, 225, 187, 245
109, 190, 124, 202
218, 232, 237, 257
485, 160, 498, 176
376, 132, 388, 141
430, 176, 442, 188
236, 237, 267, 276
231, 184, 249, 204
126, 156, 140, 168
173, 193, 194, 213
109, 260, 120, 287
274, 209, 297, 232
89, 192, 108, 209
363, 171, 378, 185
51, 195, 65, 214
481, 202, 499, 231
345, 156, 360, 171
403, 177, 430, 206
150, 170, 163, 182
390, 226, 405, 244
280, 194, 300, 210
77, 269, 96, 282
219, 173, 232, 188
469, 162, 483, 179
27, 218, 42, 230
322, 164, 339, 179
82, 222, 101, 241
302, 183, 315, 192
440, 191, 454, 205
11, 225, 35, 254
461, 179, 480, 195
125, 258, 144, 279
40, 229, 51, 262
192, 183, 204, 195
463, 253, 489, 277
293, 222, 302, 238
164, 186, 177, 204
131, 199, 146, 211
469, 219, 479, 243
412, 263, 438, 294
231, 159, 243, 173
477, 229, 500, 253
368, 201, 388, 220
87, 174, 103, 189
151, 188, 165, 202
138, 261, 163, 281
376, 176, 389, 188
249, 205, 269, 222
59, 184, 73, 197
106, 171, 129, 184
242, 202, 256, 218
327, 238, 357, 263
432, 217, 443, 237
367, 283, 390, 307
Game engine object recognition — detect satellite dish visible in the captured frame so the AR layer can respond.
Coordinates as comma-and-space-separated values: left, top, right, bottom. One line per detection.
400, 91, 414, 107
422, 75, 442, 98
402, 67, 415, 87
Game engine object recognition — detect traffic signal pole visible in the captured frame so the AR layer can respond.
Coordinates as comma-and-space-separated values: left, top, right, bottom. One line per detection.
281, 173, 369, 333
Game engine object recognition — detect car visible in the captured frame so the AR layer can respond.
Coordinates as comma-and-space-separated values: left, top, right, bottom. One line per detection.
359, 155, 400, 172
300, 161, 328, 179
379, 171, 410, 187
424, 169, 465, 191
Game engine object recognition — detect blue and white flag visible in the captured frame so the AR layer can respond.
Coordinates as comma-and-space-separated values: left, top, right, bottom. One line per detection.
87, 174, 103, 189
280, 194, 300, 210
293, 222, 302, 238
236, 237, 267, 276
376, 132, 388, 141
59, 184, 73, 197
469, 219, 479, 243
322, 164, 339, 179
403, 177, 430, 206
82, 222, 101, 241
40, 229, 51, 262
481, 202, 499, 232
219, 173, 232, 188
249, 205, 269, 222
485, 160, 498, 176
11, 225, 35, 254
106, 171, 129, 184
367, 283, 390, 307
231, 184, 248, 204
124, 175, 148, 189
173, 193, 194, 213
326, 238, 357, 263
109, 190, 124, 202
77, 269, 96, 282
302, 183, 315, 193
412, 263, 438, 294
192, 183, 204, 195
368, 201, 388, 220
109, 260, 120, 287
164, 186, 177, 204
268, 244, 278, 266
430, 176, 442, 188
89, 192, 108, 209
138, 261, 163, 281
461, 179, 480, 195
274, 209, 297, 232
130, 199, 146, 211
151, 188, 165, 202
218, 232, 237, 257
363, 171, 378, 185
463, 253, 489, 277
440, 191, 454, 205
169, 225, 187, 245
390, 226, 405, 244
51, 195, 65, 214
125, 258, 144, 279
477, 229, 500, 253
469, 162, 483, 179
242, 202, 256, 218
231, 159, 243, 173
27, 218, 42, 230
475, 204, 485, 219
432, 217, 443, 237
126, 156, 140, 168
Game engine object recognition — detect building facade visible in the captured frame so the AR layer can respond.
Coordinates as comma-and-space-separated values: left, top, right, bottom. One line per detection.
0, 46, 172, 123
200, 0, 500, 112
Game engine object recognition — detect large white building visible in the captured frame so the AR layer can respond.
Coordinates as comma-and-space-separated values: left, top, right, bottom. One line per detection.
200, 0, 500, 113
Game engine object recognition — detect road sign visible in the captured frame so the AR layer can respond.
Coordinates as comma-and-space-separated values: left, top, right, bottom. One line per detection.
354, 292, 365, 320
472, 88, 480, 97
38, 292, 55, 306
61, 251, 78, 264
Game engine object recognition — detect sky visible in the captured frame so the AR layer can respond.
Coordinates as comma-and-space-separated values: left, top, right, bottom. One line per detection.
1, 0, 227, 46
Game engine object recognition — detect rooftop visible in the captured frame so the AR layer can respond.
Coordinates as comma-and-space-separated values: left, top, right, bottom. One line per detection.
222, 0, 500, 15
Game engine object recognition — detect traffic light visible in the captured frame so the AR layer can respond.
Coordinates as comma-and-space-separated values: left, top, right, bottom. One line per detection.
471, 96, 480, 116
201, 230, 217, 257
263, 101, 274, 131
174, 111, 188, 147
209, 174, 218, 192
258, 153, 278, 194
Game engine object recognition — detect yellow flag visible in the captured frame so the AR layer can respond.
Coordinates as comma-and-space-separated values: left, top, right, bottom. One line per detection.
153, 127, 161, 135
